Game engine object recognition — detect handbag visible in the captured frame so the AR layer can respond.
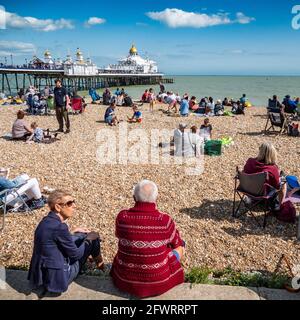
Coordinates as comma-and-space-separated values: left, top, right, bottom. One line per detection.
275, 201, 296, 223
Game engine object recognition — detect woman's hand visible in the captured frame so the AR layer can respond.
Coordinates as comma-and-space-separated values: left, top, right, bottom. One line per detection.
72, 227, 91, 234
86, 231, 100, 241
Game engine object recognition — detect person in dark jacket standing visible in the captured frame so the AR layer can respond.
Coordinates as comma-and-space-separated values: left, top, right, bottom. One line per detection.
53, 79, 70, 133
28, 190, 104, 294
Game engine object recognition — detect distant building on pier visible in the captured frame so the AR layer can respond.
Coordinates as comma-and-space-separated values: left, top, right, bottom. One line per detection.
30, 48, 98, 75
102, 44, 159, 74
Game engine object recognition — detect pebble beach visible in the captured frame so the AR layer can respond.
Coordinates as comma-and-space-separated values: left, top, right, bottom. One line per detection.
1, 101, 300, 274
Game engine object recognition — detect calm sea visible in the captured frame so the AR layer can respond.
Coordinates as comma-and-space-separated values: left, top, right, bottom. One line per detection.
105, 76, 300, 107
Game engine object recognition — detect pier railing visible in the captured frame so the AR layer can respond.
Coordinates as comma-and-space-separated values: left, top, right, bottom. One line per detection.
0, 68, 174, 95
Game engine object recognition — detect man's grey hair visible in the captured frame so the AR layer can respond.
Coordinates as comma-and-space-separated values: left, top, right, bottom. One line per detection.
179, 123, 187, 129
133, 180, 158, 203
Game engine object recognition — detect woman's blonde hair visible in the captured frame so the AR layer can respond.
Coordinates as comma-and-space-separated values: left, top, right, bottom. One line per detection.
257, 142, 277, 165
47, 190, 72, 211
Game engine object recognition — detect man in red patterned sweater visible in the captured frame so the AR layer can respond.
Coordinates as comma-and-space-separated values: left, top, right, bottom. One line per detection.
111, 180, 185, 298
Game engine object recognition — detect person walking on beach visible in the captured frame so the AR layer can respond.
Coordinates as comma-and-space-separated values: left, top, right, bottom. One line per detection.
54, 79, 70, 133
159, 82, 165, 93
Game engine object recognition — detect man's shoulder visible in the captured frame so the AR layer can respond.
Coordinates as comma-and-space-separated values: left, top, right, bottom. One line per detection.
156, 210, 173, 225
116, 209, 130, 220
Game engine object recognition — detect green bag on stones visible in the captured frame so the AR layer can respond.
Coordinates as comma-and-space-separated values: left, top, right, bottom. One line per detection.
204, 140, 222, 156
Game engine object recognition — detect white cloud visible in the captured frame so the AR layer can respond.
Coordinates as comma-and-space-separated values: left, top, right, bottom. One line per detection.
85, 17, 106, 27
146, 8, 255, 28
236, 12, 255, 24
0, 41, 36, 56
1, 10, 74, 31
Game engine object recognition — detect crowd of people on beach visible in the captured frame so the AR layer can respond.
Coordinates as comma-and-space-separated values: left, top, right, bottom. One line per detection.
268, 94, 300, 115
4, 79, 300, 147
1, 140, 299, 298
2, 80, 300, 298
138, 83, 250, 117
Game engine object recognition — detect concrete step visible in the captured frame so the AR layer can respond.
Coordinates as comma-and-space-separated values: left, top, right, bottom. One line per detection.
0, 269, 299, 300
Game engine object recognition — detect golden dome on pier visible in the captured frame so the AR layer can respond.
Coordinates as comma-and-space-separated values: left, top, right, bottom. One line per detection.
129, 44, 138, 55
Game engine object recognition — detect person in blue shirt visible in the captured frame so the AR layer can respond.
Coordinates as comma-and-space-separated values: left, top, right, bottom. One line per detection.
180, 96, 189, 117
104, 102, 118, 126
282, 95, 298, 114
128, 105, 142, 123
115, 88, 121, 96
240, 94, 247, 106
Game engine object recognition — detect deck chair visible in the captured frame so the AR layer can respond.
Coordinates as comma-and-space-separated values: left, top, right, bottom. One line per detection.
232, 167, 279, 228
89, 88, 101, 103
0, 185, 31, 231
264, 107, 287, 135
71, 98, 83, 114
45, 96, 55, 115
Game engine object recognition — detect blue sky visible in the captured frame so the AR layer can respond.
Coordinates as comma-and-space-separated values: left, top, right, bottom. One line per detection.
0, 0, 299, 75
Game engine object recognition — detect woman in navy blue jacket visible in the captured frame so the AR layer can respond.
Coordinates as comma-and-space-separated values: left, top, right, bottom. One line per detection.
28, 190, 104, 294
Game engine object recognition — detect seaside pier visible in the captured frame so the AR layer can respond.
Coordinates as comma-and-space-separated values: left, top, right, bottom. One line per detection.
0, 45, 175, 95
0, 68, 173, 95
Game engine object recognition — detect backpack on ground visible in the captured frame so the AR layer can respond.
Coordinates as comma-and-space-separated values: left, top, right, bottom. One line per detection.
275, 201, 296, 223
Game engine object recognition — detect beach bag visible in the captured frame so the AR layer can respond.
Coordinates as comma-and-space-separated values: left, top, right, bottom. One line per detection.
275, 201, 296, 223
287, 123, 299, 137
204, 140, 222, 156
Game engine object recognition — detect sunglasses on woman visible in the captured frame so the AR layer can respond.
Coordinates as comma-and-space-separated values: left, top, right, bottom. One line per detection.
58, 199, 76, 207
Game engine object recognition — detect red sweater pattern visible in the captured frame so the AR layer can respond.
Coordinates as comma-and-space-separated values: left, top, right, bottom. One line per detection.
111, 202, 184, 298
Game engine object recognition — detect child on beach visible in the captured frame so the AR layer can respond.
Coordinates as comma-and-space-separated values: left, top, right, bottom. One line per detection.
199, 118, 212, 141
127, 105, 142, 123
26, 122, 59, 143
26, 122, 44, 143
148, 88, 155, 112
